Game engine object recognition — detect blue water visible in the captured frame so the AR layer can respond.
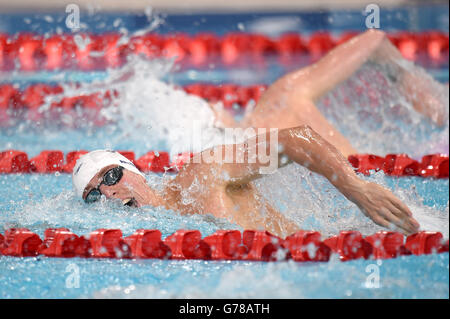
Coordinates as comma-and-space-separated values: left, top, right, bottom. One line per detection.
1, 5, 449, 299
0, 254, 448, 298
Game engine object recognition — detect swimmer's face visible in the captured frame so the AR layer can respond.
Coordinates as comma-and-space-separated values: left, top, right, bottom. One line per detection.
83, 164, 150, 207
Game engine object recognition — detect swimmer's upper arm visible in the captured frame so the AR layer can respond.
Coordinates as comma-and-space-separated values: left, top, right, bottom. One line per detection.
180, 128, 294, 188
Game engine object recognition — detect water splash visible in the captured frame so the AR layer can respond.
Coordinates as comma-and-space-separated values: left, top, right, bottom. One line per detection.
316, 60, 449, 158
254, 164, 449, 238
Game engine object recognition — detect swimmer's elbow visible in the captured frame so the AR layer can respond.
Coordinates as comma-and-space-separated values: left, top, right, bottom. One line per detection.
364, 29, 386, 41
365, 29, 385, 37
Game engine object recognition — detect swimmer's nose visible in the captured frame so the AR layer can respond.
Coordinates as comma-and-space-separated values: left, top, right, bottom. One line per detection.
99, 185, 118, 198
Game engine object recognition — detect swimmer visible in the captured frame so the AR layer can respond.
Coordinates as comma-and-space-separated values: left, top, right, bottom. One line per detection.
210, 29, 448, 157
72, 30, 444, 237
73, 127, 420, 238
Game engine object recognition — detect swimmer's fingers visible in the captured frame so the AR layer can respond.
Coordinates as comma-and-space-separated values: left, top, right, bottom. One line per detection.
363, 204, 417, 235
387, 194, 413, 217
370, 213, 391, 229
384, 192, 420, 231
360, 206, 391, 229
379, 207, 417, 235
353, 181, 419, 234
386, 201, 420, 233
367, 182, 420, 233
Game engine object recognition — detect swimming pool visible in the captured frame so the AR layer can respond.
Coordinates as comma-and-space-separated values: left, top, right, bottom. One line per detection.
0, 4, 449, 299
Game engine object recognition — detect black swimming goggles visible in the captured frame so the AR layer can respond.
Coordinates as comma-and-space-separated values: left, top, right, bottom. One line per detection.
84, 166, 124, 204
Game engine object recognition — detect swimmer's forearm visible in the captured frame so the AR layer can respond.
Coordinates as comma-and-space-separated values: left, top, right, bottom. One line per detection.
279, 126, 420, 234
278, 125, 362, 199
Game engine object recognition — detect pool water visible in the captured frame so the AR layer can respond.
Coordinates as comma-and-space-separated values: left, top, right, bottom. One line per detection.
1, 5, 449, 299
0, 253, 448, 299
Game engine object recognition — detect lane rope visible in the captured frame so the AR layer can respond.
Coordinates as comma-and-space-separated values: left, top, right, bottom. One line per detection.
1, 81, 448, 123
0, 31, 448, 71
0, 150, 448, 178
0, 83, 267, 112
0, 228, 447, 261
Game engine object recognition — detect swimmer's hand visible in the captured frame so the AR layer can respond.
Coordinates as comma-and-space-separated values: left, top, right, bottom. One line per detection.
345, 180, 420, 234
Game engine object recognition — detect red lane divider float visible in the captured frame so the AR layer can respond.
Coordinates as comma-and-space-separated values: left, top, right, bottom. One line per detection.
323, 231, 373, 261
165, 230, 211, 259
0, 228, 448, 261
0, 150, 31, 173
124, 229, 170, 258
284, 230, 331, 261
405, 231, 449, 255
203, 230, 247, 260
0, 31, 448, 71
348, 153, 449, 178
1, 150, 448, 178
1, 228, 44, 257
364, 231, 408, 259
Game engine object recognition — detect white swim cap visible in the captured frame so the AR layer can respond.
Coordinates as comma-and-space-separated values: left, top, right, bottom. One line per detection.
72, 150, 144, 198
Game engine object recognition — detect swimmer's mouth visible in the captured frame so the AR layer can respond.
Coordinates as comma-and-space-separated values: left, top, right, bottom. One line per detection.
122, 198, 137, 207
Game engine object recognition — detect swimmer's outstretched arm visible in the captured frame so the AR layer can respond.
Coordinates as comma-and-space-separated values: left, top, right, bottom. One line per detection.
258, 29, 446, 125
216, 125, 420, 234
256, 29, 390, 108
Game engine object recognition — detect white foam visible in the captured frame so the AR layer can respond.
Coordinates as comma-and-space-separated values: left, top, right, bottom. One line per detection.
316, 60, 449, 158
90, 57, 245, 158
